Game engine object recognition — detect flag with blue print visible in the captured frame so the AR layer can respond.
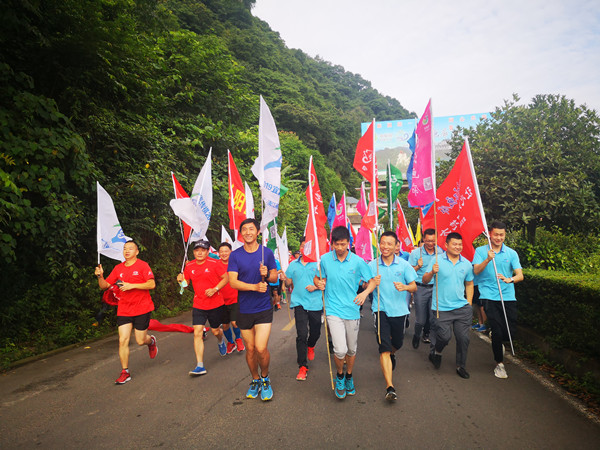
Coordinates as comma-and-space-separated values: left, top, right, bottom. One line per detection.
97, 181, 131, 262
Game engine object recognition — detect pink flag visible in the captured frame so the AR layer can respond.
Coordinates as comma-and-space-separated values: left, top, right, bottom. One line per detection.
407, 99, 435, 208
421, 139, 486, 261
356, 182, 368, 217
354, 226, 373, 261
395, 199, 414, 252
332, 192, 347, 228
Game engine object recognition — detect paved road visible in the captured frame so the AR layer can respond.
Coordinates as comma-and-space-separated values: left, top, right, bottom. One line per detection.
1, 306, 599, 449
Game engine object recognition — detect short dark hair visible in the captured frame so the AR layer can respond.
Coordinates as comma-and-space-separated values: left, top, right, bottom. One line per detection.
124, 240, 139, 249
423, 228, 436, 237
300, 235, 306, 243
331, 225, 350, 243
239, 218, 260, 233
446, 232, 463, 243
489, 221, 506, 231
218, 242, 232, 250
380, 231, 398, 243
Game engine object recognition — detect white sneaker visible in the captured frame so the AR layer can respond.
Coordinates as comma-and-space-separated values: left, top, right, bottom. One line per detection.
494, 363, 508, 379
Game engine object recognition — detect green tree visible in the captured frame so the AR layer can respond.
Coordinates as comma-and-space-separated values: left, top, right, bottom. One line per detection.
449, 94, 600, 243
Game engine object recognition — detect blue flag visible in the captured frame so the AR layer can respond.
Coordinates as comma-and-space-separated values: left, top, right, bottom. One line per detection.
327, 193, 336, 228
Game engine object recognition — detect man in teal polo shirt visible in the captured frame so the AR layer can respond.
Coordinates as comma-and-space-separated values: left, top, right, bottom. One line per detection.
370, 231, 418, 402
422, 232, 474, 379
315, 226, 376, 399
473, 221, 523, 379
284, 237, 322, 381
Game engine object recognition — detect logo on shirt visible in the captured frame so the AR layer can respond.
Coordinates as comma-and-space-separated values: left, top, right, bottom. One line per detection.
133, 271, 139, 276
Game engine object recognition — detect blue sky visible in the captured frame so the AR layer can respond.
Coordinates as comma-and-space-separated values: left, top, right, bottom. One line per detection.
253, 0, 600, 117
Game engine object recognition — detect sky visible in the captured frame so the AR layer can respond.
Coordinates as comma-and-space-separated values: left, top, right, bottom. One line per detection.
252, 0, 600, 118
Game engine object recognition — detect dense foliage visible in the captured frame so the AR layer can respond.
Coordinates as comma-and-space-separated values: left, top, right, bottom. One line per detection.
0, 0, 411, 364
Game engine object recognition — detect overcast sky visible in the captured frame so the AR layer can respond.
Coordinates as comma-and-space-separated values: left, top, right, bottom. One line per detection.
252, 0, 600, 118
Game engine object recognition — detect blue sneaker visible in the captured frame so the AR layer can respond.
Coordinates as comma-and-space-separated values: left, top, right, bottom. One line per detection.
345, 376, 356, 396
189, 365, 207, 376
260, 376, 273, 401
218, 340, 227, 356
471, 323, 480, 329
246, 379, 261, 399
335, 376, 346, 399
476, 324, 488, 332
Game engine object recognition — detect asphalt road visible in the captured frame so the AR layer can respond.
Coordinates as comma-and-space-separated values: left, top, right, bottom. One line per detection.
1, 305, 599, 449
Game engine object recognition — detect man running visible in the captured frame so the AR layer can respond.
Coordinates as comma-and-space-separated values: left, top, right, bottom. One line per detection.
315, 226, 376, 399
423, 232, 474, 379
228, 218, 278, 401
283, 237, 322, 381
473, 221, 523, 379
217, 242, 245, 354
370, 231, 417, 401
95, 240, 157, 384
178, 239, 229, 376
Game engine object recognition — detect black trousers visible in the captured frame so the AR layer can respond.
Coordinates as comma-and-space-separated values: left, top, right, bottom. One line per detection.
483, 299, 517, 363
295, 306, 322, 368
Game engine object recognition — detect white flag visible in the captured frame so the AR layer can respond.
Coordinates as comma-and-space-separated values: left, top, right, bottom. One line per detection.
189, 149, 213, 241
221, 225, 234, 246
276, 227, 290, 272
245, 181, 255, 219
97, 182, 130, 262
169, 197, 204, 233
251, 96, 281, 230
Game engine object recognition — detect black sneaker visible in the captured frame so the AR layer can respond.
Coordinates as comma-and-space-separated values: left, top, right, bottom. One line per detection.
429, 352, 442, 369
412, 334, 420, 349
422, 334, 431, 344
456, 367, 470, 379
385, 387, 397, 402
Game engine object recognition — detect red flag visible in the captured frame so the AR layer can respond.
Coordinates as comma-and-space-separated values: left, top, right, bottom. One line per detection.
228, 150, 247, 232
361, 200, 378, 230
304, 156, 329, 262
353, 121, 378, 202
422, 139, 486, 261
395, 200, 414, 252
407, 99, 435, 208
171, 173, 192, 243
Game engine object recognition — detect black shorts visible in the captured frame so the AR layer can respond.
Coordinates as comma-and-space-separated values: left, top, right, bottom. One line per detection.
237, 308, 273, 330
116, 312, 151, 331
472, 285, 482, 306
270, 281, 282, 297
193, 305, 225, 328
375, 312, 407, 354
222, 302, 239, 324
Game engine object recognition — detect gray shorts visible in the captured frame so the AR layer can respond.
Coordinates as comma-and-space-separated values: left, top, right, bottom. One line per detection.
326, 315, 360, 359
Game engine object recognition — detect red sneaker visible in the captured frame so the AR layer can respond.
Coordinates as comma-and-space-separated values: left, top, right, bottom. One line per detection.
148, 335, 158, 359
235, 338, 245, 352
307, 346, 315, 361
296, 366, 308, 381
115, 369, 131, 384
226, 342, 236, 354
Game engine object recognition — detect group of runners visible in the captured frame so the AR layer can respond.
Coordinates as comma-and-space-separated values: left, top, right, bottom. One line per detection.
95, 218, 522, 402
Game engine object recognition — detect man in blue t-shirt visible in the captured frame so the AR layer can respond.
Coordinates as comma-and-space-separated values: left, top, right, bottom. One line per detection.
228, 218, 278, 402
473, 221, 523, 379
315, 226, 376, 400
370, 231, 417, 402
423, 232, 474, 379
283, 237, 322, 381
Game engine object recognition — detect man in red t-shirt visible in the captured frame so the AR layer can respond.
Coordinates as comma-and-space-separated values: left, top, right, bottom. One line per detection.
178, 239, 228, 376
95, 240, 157, 385
218, 242, 245, 354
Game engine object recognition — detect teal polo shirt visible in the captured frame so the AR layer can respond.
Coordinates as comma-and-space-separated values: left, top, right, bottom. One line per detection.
425, 252, 474, 311
473, 244, 521, 301
320, 250, 373, 320
369, 256, 417, 317
408, 246, 444, 284
285, 259, 322, 311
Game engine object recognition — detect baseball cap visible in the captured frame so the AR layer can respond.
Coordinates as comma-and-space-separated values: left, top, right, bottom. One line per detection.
193, 239, 210, 249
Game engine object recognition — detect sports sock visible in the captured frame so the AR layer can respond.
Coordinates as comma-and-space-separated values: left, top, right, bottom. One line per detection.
233, 326, 241, 339
223, 328, 234, 343
337, 372, 344, 380
197, 362, 203, 367
345, 372, 352, 379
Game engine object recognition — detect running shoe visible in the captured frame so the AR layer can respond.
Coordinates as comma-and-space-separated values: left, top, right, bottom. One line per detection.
260, 376, 273, 401
235, 338, 245, 352
475, 324, 488, 332
472, 323, 480, 329
246, 379, 261, 399
148, 335, 158, 359
335, 376, 346, 399
226, 342, 236, 354
189, 365, 207, 376
422, 334, 431, 344
429, 352, 442, 369
456, 367, 470, 379
494, 363, 508, 379
218, 340, 227, 356
296, 366, 308, 381
412, 334, 420, 349
307, 346, 315, 361
345, 375, 356, 396
115, 369, 131, 384
385, 387, 397, 402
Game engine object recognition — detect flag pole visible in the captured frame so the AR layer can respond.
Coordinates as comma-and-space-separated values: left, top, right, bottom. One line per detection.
371, 118, 382, 345
388, 160, 393, 231
429, 100, 439, 319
